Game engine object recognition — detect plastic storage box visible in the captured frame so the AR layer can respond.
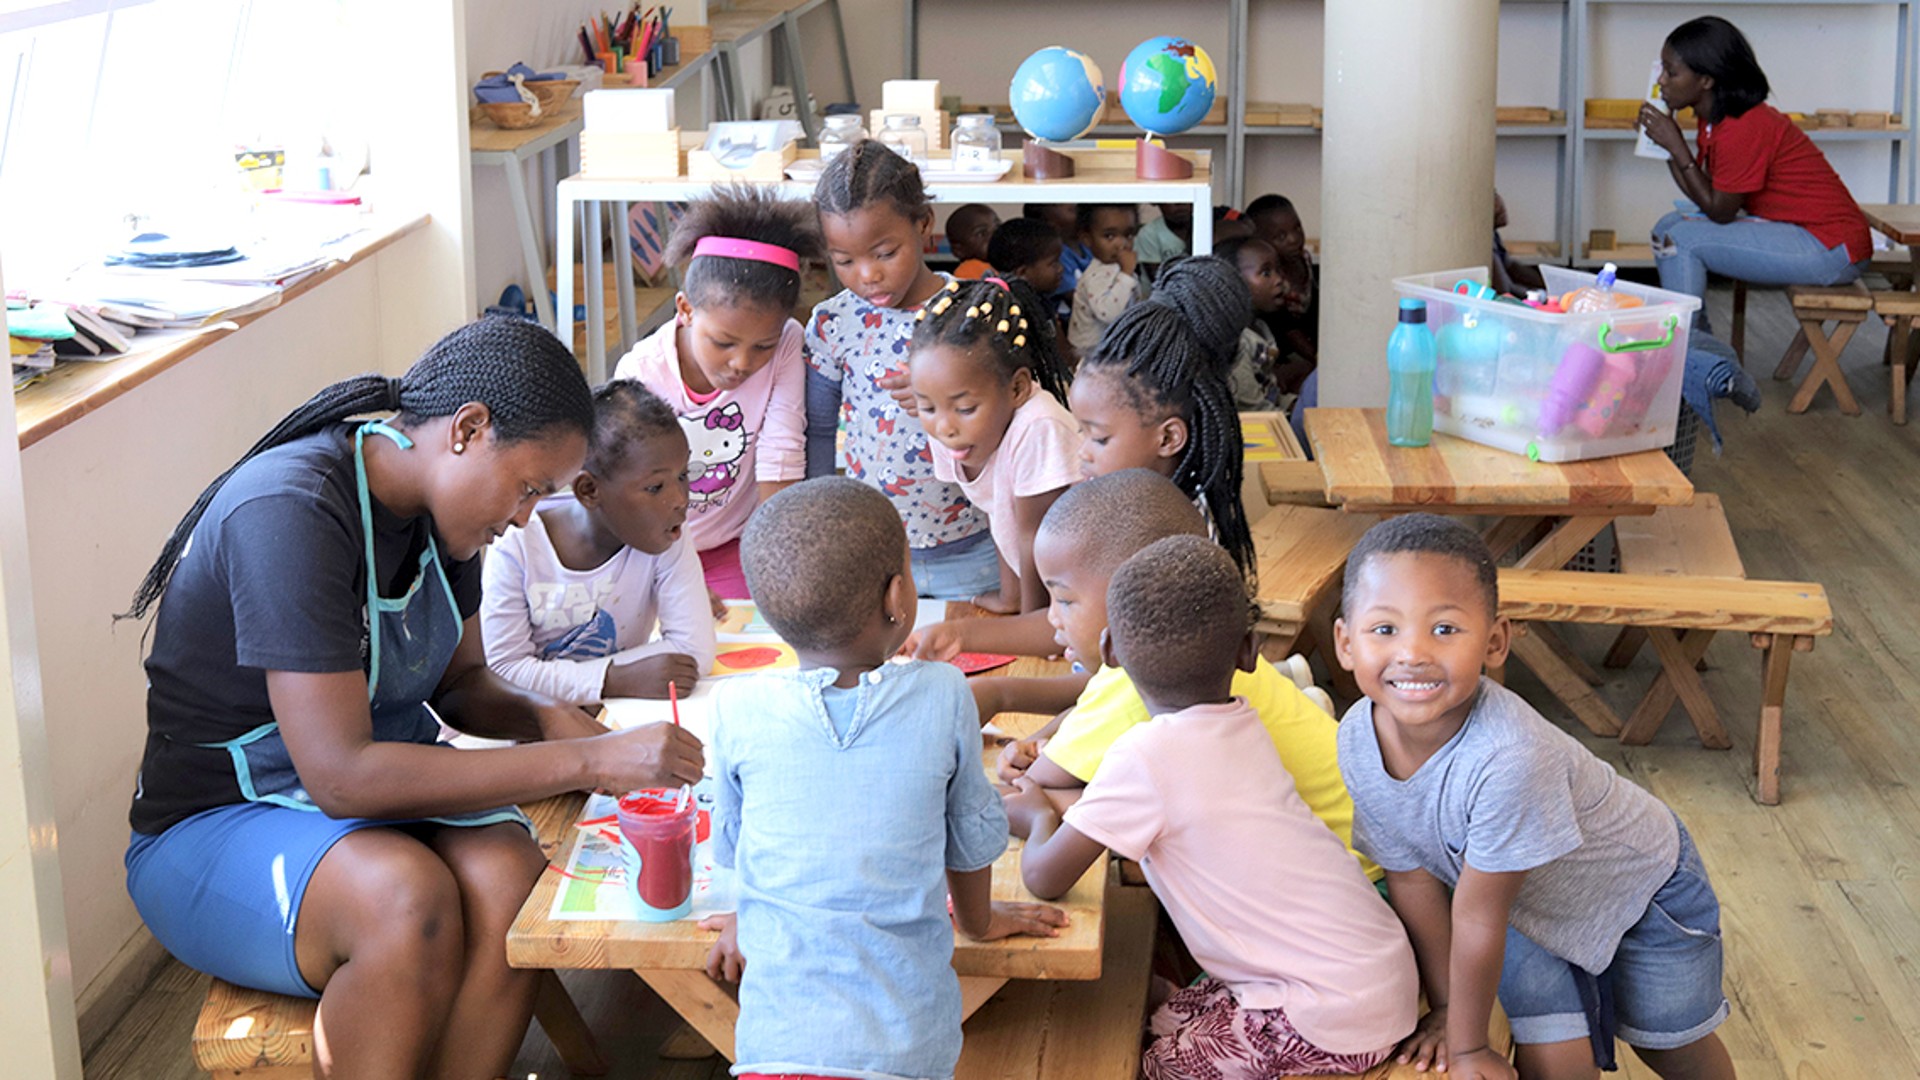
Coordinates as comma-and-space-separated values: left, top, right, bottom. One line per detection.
1391, 266, 1699, 462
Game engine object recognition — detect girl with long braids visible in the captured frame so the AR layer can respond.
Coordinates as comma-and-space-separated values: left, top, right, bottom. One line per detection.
910, 276, 1080, 614
122, 318, 704, 1078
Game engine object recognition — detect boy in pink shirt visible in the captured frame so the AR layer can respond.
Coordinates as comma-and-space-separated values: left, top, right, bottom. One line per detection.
614, 188, 822, 599
1006, 535, 1418, 1078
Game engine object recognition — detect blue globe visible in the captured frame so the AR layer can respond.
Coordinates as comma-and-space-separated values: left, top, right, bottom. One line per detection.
1117, 36, 1218, 136
1009, 46, 1107, 143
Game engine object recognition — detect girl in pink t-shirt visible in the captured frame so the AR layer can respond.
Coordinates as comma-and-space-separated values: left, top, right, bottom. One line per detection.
614, 187, 824, 599
908, 277, 1081, 614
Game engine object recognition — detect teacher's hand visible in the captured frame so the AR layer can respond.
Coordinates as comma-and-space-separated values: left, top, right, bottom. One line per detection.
595, 721, 705, 791
1638, 102, 1688, 157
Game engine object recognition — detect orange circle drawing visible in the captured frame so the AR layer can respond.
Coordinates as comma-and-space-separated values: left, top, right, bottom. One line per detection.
716, 646, 783, 670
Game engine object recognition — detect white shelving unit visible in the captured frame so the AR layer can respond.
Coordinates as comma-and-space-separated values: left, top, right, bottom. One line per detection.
898, 0, 1918, 266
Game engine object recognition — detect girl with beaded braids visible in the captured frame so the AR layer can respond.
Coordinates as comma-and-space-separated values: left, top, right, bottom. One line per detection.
122, 318, 705, 1079
910, 276, 1081, 614
1069, 255, 1259, 579
614, 185, 824, 600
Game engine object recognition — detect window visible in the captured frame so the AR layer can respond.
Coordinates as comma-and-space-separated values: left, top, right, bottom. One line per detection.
0, 0, 363, 284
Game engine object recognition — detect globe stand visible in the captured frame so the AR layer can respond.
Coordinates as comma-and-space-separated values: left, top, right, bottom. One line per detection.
1024, 140, 1076, 180
1135, 137, 1193, 180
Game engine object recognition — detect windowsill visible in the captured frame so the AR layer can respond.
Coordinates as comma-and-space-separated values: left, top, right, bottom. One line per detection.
14, 212, 431, 450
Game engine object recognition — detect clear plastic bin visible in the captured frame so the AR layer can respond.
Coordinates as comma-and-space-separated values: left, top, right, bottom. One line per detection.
1391, 266, 1700, 462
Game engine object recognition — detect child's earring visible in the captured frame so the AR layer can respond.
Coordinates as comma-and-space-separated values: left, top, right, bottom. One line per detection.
453, 441, 466, 454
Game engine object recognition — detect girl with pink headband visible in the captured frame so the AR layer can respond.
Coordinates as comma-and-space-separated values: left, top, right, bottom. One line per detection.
614, 185, 824, 603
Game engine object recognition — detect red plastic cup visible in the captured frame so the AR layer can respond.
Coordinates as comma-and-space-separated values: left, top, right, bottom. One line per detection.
616, 789, 696, 917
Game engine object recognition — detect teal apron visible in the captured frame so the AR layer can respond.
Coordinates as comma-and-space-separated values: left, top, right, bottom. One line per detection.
199, 421, 529, 831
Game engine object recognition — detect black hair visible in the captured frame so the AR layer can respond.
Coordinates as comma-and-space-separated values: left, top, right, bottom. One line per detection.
587, 379, 684, 477
124, 318, 593, 620
741, 477, 907, 652
1082, 255, 1256, 578
1212, 234, 1276, 266
1341, 513, 1500, 621
1107, 535, 1255, 698
813, 139, 931, 225
1036, 469, 1207, 577
987, 218, 1062, 276
945, 204, 1000, 252
666, 184, 824, 312
1246, 194, 1297, 220
910, 277, 1071, 404
1076, 203, 1139, 236
1665, 16, 1770, 122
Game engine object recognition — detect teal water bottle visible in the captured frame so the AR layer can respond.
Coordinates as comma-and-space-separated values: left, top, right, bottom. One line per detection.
1387, 298, 1436, 447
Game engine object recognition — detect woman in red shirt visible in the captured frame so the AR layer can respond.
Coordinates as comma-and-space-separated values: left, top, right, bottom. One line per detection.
1639, 16, 1871, 333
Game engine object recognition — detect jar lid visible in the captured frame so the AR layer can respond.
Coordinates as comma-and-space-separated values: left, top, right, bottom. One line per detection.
884, 114, 922, 128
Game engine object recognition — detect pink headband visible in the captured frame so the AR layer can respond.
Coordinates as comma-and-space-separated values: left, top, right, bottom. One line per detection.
693, 236, 800, 271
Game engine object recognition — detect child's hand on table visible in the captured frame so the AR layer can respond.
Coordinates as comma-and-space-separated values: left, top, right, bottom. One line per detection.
697, 913, 744, 982
707, 587, 729, 621
903, 620, 966, 662
958, 901, 1070, 942
605, 652, 701, 699
1394, 1006, 1451, 1074
996, 737, 1045, 783
1001, 775, 1059, 840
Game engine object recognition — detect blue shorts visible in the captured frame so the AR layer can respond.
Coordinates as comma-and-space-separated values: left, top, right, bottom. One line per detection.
128, 803, 417, 999
1498, 821, 1728, 1052
910, 531, 1001, 601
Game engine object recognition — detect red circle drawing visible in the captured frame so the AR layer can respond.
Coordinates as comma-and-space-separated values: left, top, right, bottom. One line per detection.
717, 646, 783, 671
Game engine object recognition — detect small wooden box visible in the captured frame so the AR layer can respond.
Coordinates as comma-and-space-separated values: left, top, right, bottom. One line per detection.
1588, 228, 1618, 252
688, 138, 799, 182
1497, 105, 1554, 125
1056, 144, 1210, 175
675, 25, 713, 57
1817, 109, 1852, 128
882, 79, 943, 115
1585, 98, 1641, 121
1202, 97, 1228, 126
1852, 110, 1893, 130
581, 129, 689, 178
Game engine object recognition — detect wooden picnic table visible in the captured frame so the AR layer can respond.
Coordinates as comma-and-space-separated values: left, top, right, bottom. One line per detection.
505, 637, 1112, 1063
1304, 407, 1695, 735
1861, 204, 1920, 278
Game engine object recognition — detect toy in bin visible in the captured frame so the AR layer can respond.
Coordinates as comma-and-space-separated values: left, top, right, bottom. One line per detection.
616, 788, 697, 920
1395, 265, 1698, 463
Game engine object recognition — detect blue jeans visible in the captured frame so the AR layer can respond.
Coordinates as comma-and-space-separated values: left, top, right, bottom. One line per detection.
1652, 209, 1865, 332
910, 530, 1001, 601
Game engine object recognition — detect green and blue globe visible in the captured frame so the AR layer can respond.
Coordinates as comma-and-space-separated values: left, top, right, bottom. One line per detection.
1117, 36, 1217, 136
1009, 46, 1107, 143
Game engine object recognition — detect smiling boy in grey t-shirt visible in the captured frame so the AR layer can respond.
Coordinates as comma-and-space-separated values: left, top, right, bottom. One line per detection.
1332, 514, 1732, 1080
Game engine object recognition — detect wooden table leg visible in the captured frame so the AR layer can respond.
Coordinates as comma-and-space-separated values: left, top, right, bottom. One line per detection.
1891, 314, 1915, 425
532, 969, 611, 1075
1508, 625, 1622, 737
1788, 318, 1864, 416
1620, 629, 1730, 749
1753, 634, 1797, 806
635, 969, 740, 1062
959, 976, 1010, 1021
1482, 515, 1545, 562
1773, 327, 1810, 380
1512, 516, 1614, 571
1603, 626, 1648, 669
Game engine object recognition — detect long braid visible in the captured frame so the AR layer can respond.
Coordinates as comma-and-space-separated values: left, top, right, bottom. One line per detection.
122, 318, 594, 621
1084, 256, 1257, 580
911, 277, 1071, 404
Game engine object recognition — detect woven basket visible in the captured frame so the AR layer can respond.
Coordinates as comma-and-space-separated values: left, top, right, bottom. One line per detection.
527, 79, 579, 110
481, 101, 544, 129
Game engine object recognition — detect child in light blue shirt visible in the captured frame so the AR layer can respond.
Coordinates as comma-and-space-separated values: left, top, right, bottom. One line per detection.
701, 477, 1067, 1080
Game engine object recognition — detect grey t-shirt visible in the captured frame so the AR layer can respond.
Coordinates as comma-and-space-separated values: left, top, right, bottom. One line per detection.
1337, 678, 1680, 973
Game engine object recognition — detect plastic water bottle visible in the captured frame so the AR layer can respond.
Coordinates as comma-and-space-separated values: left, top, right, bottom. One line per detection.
1387, 298, 1436, 447
1563, 262, 1628, 314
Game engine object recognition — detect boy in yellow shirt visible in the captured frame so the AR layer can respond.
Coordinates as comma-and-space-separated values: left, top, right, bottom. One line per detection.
987, 469, 1378, 880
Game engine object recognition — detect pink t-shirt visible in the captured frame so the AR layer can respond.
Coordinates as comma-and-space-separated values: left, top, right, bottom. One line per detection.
1065, 699, 1418, 1055
928, 390, 1082, 575
614, 319, 808, 551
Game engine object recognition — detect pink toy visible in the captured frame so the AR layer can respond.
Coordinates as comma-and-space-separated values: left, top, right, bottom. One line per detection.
1574, 353, 1638, 437
1539, 341, 1606, 436
1618, 346, 1677, 427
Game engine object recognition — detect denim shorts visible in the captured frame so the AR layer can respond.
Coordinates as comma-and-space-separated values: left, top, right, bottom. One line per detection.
910, 531, 1001, 601
125, 801, 402, 998
1498, 821, 1728, 1051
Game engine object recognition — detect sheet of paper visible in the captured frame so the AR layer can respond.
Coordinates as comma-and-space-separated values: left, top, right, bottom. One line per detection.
1636, 58, 1672, 162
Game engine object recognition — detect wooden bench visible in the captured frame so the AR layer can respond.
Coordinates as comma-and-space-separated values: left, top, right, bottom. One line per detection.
1241, 410, 1314, 522
1251, 504, 1378, 691
1281, 1008, 1513, 1079
1776, 282, 1873, 416
1498, 564, 1832, 804
955, 880, 1156, 1079
1871, 289, 1920, 424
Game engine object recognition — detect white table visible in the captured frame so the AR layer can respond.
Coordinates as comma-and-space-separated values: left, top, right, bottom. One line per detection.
554, 164, 1217, 379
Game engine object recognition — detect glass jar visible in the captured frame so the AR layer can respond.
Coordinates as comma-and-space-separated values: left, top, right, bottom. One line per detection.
950, 114, 1002, 171
877, 114, 928, 162
818, 114, 867, 162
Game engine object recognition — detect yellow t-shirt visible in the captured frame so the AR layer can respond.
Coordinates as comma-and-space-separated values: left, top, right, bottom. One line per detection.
1044, 659, 1382, 881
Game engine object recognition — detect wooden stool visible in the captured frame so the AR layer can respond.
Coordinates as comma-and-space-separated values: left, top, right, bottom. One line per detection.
1777, 282, 1872, 415
1872, 289, 1920, 424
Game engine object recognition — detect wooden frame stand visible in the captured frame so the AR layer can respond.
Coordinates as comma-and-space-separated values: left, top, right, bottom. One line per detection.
1135, 138, 1194, 179
1023, 140, 1075, 179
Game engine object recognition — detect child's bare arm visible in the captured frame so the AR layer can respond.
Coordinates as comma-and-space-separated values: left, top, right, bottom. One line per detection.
972, 673, 1091, 726
908, 609, 1061, 660
1024, 752, 1084, 792
947, 864, 1070, 941
1446, 867, 1528, 1080
1002, 778, 1107, 899
1385, 868, 1456, 1070
1012, 488, 1069, 614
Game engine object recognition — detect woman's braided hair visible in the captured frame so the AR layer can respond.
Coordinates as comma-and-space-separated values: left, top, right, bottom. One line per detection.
910, 276, 1071, 404
1082, 255, 1256, 578
122, 317, 594, 620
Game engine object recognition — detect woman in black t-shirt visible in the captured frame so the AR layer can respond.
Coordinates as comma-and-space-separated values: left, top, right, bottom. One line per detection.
123, 319, 703, 1077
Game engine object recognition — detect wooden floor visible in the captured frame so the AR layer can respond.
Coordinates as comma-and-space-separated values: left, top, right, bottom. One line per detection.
86, 280, 1920, 1077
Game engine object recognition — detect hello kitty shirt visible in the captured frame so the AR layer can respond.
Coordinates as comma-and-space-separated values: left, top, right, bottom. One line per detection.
802, 283, 987, 551
614, 319, 809, 552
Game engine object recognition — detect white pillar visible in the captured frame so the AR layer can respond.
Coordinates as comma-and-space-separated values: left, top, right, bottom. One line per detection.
1320, 1, 1498, 406
0, 261, 83, 1077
